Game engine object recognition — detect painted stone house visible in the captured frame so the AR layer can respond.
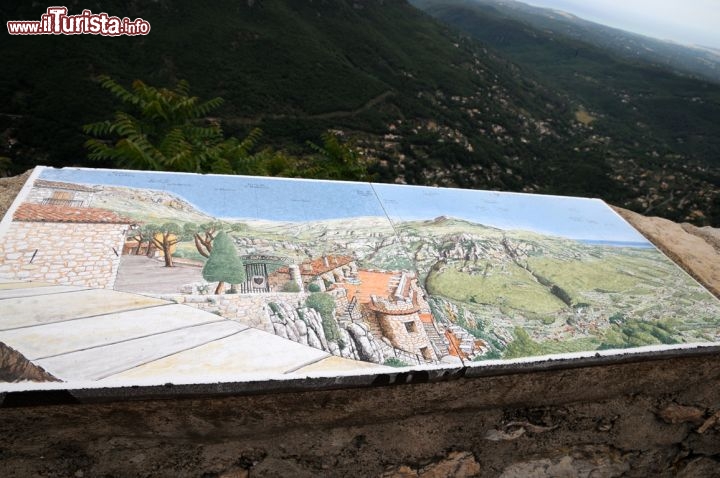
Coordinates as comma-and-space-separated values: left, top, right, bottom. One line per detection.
267, 255, 445, 363
0, 203, 133, 289
334, 269, 444, 362
27, 179, 97, 207
269, 255, 356, 292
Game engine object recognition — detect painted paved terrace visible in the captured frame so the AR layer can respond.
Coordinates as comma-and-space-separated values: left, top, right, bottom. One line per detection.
0, 279, 382, 386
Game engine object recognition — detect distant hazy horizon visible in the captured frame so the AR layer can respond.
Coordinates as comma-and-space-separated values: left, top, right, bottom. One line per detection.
38, 167, 649, 243
522, 0, 720, 49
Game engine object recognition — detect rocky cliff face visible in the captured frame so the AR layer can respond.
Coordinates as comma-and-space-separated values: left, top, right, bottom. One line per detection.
613, 207, 720, 298
89, 184, 215, 224
267, 300, 384, 363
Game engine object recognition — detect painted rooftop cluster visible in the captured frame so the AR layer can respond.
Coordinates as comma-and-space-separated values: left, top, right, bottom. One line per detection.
0, 167, 718, 391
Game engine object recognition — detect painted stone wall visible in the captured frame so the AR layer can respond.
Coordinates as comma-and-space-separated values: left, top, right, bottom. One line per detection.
379, 312, 437, 360
168, 291, 385, 362
1, 174, 720, 476
0, 222, 129, 289
167, 291, 307, 334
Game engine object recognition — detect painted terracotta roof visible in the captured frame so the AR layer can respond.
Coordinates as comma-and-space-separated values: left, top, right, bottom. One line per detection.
299, 255, 353, 276
33, 179, 97, 193
337, 269, 399, 305
13, 203, 133, 224
274, 255, 354, 277
419, 313, 434, 324
445, 329, 467, 359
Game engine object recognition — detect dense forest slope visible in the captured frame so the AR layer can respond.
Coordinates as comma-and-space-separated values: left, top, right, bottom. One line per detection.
413, 0, 720, 225
1, 0, 719, 224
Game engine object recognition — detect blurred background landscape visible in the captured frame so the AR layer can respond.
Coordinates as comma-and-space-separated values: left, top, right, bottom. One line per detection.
1, 0, 719, 225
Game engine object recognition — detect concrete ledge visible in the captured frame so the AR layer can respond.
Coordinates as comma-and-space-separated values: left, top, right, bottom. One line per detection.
1, 351, 718, 477
2, 344, 719, 407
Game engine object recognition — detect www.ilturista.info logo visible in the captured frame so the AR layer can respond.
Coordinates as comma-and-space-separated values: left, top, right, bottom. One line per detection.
7, 7, 150, 36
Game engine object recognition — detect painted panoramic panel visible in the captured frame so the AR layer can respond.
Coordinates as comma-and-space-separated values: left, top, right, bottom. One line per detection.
0, 167, 718, 390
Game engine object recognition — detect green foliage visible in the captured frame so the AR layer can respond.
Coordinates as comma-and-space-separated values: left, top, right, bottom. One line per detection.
202, 231, 246, 286
204, 221, 225, 231
305, 292, 340, 342
307, 283, 322, 293
550, 284, 573, 306
306, 132, 371, 181
224, 145, 299, 178
138, 223, 156, 237
83, 75, 303, 177
599, 318, 680, 350
83, 76, 371, 181
229, 223, 248, 232
182, 222, 198, 241
205, 128, 301, 176
127, 223, 156, 254
504, 327, 542, 359
426, 262, 567, 315
147, 222, 182, 267
3, 1, 720, 224
281, 281, 301, 293
473, 349, 502, 361
384, 357, 411, 367
160, 222, 181, 235
84, 76, 236, 172
268, 302, 281, 315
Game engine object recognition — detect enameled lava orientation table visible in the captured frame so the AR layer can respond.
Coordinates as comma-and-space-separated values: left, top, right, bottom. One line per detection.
1, 167, 718, 402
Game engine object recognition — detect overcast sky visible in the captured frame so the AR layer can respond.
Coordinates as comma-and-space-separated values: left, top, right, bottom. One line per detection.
522, 0, 720, 49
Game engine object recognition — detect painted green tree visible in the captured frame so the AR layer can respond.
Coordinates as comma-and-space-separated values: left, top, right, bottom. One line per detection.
192, 221, 224, 258
147, 222, 181, 268
202, 231, 246, 294
128, 223, 157, 256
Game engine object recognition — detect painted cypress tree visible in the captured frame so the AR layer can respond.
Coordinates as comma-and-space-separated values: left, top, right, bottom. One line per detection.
202, 231, 246, 294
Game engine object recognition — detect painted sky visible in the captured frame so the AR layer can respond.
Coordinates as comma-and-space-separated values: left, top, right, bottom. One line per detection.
39, 168, 386, 222
522, 0, 720, 49
372, 183, 647, 242
38, 168, 648, 243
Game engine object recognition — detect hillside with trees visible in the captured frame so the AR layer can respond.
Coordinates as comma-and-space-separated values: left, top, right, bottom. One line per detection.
1, 0, 719, 225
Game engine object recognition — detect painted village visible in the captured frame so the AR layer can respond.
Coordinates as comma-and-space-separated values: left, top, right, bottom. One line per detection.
1, 168, 719, 386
